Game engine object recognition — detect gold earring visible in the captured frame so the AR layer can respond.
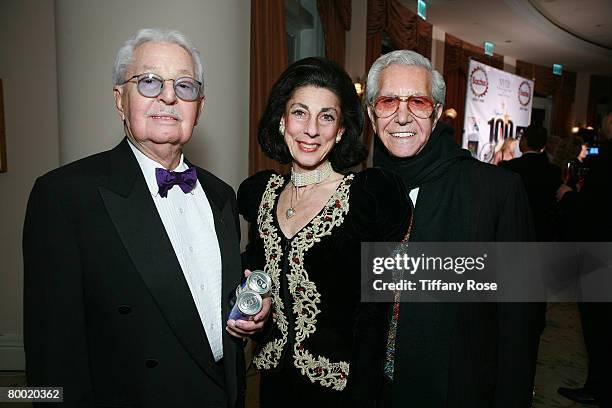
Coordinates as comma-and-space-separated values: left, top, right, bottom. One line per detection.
279, 123, 285, 135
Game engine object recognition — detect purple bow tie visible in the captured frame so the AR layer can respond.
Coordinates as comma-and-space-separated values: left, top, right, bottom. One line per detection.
155, 167, 197, 198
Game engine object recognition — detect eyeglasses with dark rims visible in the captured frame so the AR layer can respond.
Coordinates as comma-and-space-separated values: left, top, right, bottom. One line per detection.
372, 95, 438, 119
121, 73, 202, 102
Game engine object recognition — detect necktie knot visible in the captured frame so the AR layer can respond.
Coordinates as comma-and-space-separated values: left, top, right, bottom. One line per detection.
155, 167, 197, 198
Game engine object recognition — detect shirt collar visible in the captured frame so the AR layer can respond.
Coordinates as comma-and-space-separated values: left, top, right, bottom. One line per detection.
127, 139, 189, 197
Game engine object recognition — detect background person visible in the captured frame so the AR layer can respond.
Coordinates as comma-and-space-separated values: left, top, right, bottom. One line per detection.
557, 112, 612, 407
500, 124, 562, 241
491, 137, 519, 165
553, 134, 589, 191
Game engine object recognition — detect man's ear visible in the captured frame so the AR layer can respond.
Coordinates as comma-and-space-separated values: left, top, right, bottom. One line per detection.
113, 86, 126, 120
194, 96, 206, 126
432, 104, 443, 129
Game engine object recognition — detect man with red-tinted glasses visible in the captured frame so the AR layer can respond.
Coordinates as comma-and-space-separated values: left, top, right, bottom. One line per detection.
366, 50, 542, 408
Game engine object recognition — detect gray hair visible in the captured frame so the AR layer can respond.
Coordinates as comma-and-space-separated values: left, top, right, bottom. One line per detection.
365, 50, 445, 108
112, 28, 204, 96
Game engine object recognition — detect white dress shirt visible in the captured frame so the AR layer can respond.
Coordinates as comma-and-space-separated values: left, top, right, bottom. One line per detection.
409, 187, 420, 207
128, 141, 224, 361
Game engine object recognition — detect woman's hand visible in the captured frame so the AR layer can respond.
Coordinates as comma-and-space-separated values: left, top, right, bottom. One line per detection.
226, 269, 272, 339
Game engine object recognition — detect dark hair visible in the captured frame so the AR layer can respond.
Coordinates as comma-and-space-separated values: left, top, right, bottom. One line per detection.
258, 57, 366, 170
523, 124, 548, 150
552, 135, 583, 167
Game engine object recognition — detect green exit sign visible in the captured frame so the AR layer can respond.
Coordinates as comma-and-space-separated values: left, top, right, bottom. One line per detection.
484, 41, 494, 56
417, 0, 426, 19
553, 64, 563, 75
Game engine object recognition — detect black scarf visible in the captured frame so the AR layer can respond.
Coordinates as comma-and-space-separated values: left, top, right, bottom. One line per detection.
373, 122, 474, 242
373, 122, 471, 189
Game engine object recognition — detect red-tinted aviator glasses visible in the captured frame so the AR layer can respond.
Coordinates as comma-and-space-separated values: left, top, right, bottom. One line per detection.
372, 95, 438, 119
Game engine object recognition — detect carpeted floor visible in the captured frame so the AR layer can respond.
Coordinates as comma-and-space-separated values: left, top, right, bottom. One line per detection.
533, 302, 592, 408
0, 303, 593, 407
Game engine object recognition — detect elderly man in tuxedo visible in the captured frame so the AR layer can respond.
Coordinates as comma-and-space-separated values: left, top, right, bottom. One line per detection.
23, 28, 266, 407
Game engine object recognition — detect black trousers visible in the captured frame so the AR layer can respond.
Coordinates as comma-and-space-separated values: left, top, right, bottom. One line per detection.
579, 302, 612, 407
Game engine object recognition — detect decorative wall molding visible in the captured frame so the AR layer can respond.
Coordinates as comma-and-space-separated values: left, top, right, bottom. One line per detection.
0, 334, 25, 371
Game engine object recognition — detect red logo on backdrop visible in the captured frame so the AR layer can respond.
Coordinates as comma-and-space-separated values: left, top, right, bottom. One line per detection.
518, 81, 532, 107
470, 66, 488, 97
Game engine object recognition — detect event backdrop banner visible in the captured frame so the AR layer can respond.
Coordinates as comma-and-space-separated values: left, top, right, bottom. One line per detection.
462, 59, 534, 163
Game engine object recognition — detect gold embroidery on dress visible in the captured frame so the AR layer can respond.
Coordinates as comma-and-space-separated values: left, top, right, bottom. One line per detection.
253, 173, 354, 391
252, 174, 288, 369
289, 174, 353, 390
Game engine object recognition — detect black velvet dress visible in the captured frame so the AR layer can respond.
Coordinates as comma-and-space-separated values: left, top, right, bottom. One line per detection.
237, 168, 412, 408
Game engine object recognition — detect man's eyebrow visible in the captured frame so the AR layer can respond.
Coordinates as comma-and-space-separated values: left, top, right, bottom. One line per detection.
176, 69, 194, 76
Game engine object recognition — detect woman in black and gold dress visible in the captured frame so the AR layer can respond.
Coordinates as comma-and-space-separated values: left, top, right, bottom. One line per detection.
238, 57, 411, 407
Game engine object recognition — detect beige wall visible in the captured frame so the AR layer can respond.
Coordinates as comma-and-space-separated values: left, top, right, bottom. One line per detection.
0, 0, 250, 370
345, 0, 367, 81
0, 0, 59, 369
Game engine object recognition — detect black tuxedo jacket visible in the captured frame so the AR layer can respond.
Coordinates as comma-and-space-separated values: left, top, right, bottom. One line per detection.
23, 139, 245, 407
501, 152, 561, 240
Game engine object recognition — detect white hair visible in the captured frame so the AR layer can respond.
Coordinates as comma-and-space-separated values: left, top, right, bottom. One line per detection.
112, 28, 204, 96
365, 50, 445, 107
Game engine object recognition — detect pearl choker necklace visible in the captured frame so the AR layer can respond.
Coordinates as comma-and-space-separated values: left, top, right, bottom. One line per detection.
290, 161, 333, 187
286, 162, 333, 219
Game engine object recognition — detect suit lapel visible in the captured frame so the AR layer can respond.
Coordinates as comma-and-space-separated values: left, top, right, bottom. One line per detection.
98, 140, 224, 386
